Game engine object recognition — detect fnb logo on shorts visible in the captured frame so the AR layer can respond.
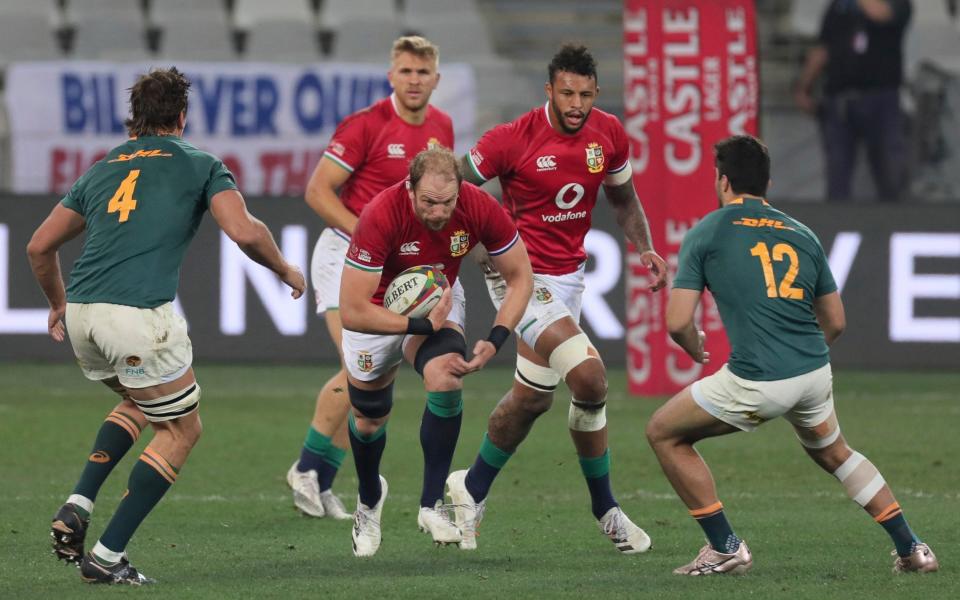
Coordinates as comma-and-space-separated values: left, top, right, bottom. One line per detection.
399, 241, 420, 255
387, 144, 405, 158
536, 155, 557, 171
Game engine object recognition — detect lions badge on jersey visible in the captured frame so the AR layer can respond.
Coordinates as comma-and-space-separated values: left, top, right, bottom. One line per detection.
357, 351, 374, 373
585, 142, 604, 174
450, 230, 470, 257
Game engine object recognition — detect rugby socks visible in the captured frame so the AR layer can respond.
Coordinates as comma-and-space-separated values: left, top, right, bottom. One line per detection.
420, 391, 463, 507
348, 413, 386, 508
690, 502, 742, 554
96, 447, 177, 561
579, 449, 618, 520
464, 433, 513, 503
72, 410, 143, 510
875, 502, 920, 557
298, 426, 347, 491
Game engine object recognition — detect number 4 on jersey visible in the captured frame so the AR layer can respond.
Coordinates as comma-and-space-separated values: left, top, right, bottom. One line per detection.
108, 169, 140, 223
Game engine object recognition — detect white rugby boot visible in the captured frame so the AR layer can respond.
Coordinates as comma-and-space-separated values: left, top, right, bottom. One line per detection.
320, 490, 353, 520
892, 543, 939, 573
598, 506, 652, 554
352, 476, 388, 557
286, 462, 324, 518
445, 470, 485, 550
417, 500, 463, 545
674, 540, 752, 575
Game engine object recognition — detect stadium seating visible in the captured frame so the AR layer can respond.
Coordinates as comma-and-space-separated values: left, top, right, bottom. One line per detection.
320, 0, 397, 26
0, 14, 61, 64
149, 0, 228, 26
330, 17, 404, 62
157, 16, 236, 61
246, 19, 321, 61
70, 13, 150, 60
233, 0, 315, 29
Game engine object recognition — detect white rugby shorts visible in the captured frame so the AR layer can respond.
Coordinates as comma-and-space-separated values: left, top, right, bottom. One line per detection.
65, 302, 192, 388
310, 227, 350, 314
486, 264, 585, 349
691, 363, 834, 432
342, 279, 466, 381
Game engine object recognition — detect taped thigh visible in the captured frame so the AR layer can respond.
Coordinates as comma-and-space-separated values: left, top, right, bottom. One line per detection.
133, 383, 200, 422
794, 410, 841, 449
833, 451, 886, 507
348, 381, 394, 419
547, 332, 600, 380
514, 354, 561, 393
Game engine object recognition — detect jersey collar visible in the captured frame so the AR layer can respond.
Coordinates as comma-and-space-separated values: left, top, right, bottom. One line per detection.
728, 196, 769, 206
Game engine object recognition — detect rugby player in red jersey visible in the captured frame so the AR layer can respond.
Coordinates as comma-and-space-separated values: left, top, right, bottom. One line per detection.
338, 147, 532, 556
286, 36, 454, 522
446, 45, 668, 554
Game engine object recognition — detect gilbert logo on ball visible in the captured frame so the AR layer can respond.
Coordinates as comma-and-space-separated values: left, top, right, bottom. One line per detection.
383, 266, 448, 319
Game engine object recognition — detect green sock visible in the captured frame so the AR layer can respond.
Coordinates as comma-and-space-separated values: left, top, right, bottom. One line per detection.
98, 448, 177, 554
73, 410, 142, 502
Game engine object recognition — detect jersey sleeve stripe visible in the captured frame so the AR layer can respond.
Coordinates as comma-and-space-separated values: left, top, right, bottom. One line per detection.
486, 231, 519, 256
603, 160, 633, 186
608, 159, 630, 174
344, 257, 383, 272
466, 152, 488, 183
323, 151, 355, 173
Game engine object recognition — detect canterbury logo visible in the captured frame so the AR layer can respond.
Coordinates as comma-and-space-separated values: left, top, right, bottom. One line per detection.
108, 149, 172, 162
536, 155, 557, 170
399, 241, 420, 255
387, 143, 405, 158
89, 450, 111, 463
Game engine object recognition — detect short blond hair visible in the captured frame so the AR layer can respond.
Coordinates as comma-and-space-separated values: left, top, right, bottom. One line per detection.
392, 35, 439, 66
409, 147, 461, 190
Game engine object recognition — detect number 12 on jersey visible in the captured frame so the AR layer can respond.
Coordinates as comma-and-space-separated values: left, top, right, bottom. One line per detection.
108, 169, 140, 223
750, 241, 803, 300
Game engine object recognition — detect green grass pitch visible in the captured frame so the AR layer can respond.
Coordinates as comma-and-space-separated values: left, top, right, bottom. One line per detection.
1, 364, 956, 598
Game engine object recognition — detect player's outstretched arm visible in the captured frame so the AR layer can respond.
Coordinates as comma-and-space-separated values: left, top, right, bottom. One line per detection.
813, 291, 846, 346
210, 190, 305, 298
460, 240, 533, 373
604, 180, 668, 291
26, 203, 86, 341
666, 288, 710, 364
305, 157, 359, 235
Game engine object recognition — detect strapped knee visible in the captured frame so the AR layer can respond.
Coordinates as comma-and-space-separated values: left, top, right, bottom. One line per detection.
833, 451, 886, 507
548, 333, 599, 380
414, 328, 466, 376
568, 398, 606, 432
134, 383, 200, 422
514, 354, 561, 393
348, 381, 394, 419
796, 412, 842, 449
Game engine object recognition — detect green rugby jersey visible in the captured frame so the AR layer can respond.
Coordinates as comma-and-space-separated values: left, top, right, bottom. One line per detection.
62, 135, 237, 308
674, 197, 837, 381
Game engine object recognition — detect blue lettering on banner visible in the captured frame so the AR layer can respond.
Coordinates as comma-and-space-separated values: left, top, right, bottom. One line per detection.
61, 73, 125, 134
189, 75, 279, 136
294, 73, 391, 133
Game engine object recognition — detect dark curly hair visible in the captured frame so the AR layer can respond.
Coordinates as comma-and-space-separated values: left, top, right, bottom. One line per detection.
125, 67, 191, 137
548, 44, 598, 85
714, 135, 771, 197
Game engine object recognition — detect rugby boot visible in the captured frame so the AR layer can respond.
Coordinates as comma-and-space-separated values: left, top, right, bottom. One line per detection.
445, 470, 485, 550
352, 476, 387, 557
598, 506, 652, 554
320, 489, 353, 520
673, 541, 753, 575
80, 553, 154, 585
286, 461, 324, 517
417, 500, 462, 545
51, 503, 89, 565
893, 543, 939, 573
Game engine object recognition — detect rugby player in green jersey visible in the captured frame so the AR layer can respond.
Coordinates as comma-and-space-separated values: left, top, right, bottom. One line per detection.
645, 135, 938, 576
27, 67, 305, 585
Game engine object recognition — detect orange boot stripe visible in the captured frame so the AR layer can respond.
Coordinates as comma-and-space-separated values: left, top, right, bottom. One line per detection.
139, 449, 177, 484
106, 415, 139, 441
875, 502, 902, 523
689, 501, 724, 518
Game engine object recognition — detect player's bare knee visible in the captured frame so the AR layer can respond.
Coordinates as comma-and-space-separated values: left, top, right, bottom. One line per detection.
809, 440, 853, 473
422, 354, 464, 392
415, 328, 466, 383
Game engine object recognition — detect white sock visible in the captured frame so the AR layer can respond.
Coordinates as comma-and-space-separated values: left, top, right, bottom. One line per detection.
91, 541, 124, 565
67, 494, 94, 515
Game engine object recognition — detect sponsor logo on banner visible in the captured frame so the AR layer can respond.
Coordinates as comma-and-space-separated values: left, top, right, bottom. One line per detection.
399, 241, 420, 255
449, 230, 469, 257
387, 143, 405, 158
357, 351, 374, 373
536, 155, 557, 171
585, 142, 604, 174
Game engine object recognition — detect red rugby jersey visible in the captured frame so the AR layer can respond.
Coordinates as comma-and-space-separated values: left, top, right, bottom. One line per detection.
466, 103, 631, 275
345, 180, 520, 306
323, 95, 454, 225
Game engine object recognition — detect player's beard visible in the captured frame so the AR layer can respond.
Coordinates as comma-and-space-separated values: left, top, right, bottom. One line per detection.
551, 99, 590, 134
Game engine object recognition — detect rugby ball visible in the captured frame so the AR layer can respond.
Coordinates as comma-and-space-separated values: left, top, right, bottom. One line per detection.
383, 266, 448, 318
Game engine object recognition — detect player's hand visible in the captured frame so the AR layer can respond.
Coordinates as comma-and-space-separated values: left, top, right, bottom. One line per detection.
458, 340, 497, 374
281, 264, 306, 299
640, 250, 668, 291
426, 287, 453, 331
692, 330, 710, 364
47, 305, 66, 342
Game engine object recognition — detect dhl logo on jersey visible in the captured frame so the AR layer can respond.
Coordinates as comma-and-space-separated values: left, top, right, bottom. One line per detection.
108, 149, 173, 163
732, 217, 795, 231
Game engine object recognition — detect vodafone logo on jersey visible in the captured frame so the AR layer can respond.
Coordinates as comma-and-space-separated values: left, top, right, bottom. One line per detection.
387, 144, 405, 158
543, 182, 588, 223
399, 241, 420, 255
536, 155, 557, 171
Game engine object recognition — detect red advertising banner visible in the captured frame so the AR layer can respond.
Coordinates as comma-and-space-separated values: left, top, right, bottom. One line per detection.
623, 0, 759, 395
